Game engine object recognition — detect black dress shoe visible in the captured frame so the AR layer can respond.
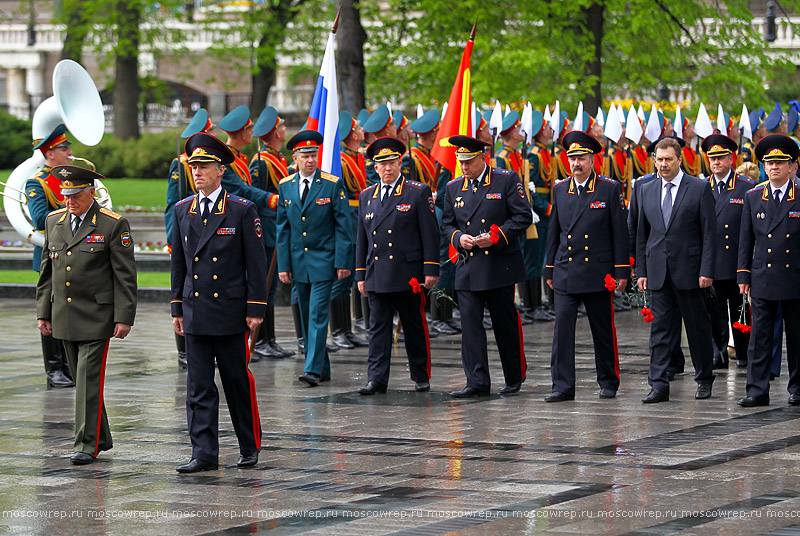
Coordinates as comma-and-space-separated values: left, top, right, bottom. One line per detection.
48, 370, 75, 388
177, 351, 188, 370
737, 359, 747, 368
432, 320, 458, 335
641, 389, 669, 403
544, 391, 574, 402
332, 333, 355, 349
499, 383, 521, 394
789, 393, 800, 406
320, 373, 331, 382
415, 381, 430, 392
445, 319, 462, 332
253, 340, 279, 359
712, 349, 729, 369
176, 458, 218, 473
326, 343, 339, 353
345, 331, 369, 347
599, 388, 616, 399
666, 370, 676, 381
695, 383, 712, 399
269, 340, 295, 357
298, 338, 305, 352
237, 452, 258, 467
70, 452, 94, 465
358, 381, 387, 395
738, 396, 769, 407
298, 373, 320, 387
450, 386, 490, 398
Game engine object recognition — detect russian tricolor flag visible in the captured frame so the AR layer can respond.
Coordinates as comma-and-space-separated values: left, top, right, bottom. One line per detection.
306, 31, 342, 179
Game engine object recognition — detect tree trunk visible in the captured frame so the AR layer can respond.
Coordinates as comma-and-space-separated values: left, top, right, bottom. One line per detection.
336, 0, 367, 114
250, 35, 277, 117
113, 0, 141, 140
584, 2, 604, 115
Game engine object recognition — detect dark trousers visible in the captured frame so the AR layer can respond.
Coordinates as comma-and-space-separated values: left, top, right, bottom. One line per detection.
457, 285, 526, 390
649, 275, 715, 393
551, 290, 620, 395
711, 279, 750, 361
185, 332, 261, 464
62, 339, 112, 456
747, 297, 800, 399
366, 290, 431, 386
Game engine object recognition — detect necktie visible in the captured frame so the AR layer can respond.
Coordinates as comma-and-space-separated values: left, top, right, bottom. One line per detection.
717, 181, 726, 196
201, 197, 211, 219
662, 182, 674, 227
71, 216, 81, 236
775, 189, 782, 205
301, 179, 309, 204
382, 184, 392, 204
577, 184, 584, 197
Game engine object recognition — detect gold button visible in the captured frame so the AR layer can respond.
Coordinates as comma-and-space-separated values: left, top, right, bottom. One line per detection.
787, 250, 790, 254
374, 256, 379, 260
768, 263, 772, 268
373, 231, 377, 235
768, 249, 772, 253
388, 243, 393, 247
374, 243, 378, 248
725, 224, 729, 229
484, 250, 489, 255
213, 275, 218, 280
65, 282, 70, 287
194, 292, 199, 296
725, 235, 729, 240
389, 255, 394, 260
584, 246, 589, 251
481, 219, 486, 223
568, 257, 573, 262
467, 221, 471, 226
194, 257, 199, 262
768, 234, 772, 238
567, 234, 572, 239
584, 234, 589, 239
303, 232, 307, 236
66, 251, 72, 256
213, 293, 219, 298
304, 247, 309, 252
194, 275, 198, 279
568, 246, 572, 251
67, 297, 71, 302
585, 257, 589, 262
302, 216, 306, 221
725, 245, 730, 250
212, 257, 218, 262
90, 247, 94, 252
470, 252, 474, 257
388, 230, 392, 234
66, 266, 71, 271
788, 234, 791, 238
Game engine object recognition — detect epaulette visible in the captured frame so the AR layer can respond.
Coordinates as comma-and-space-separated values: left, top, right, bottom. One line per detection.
47, 207, 68, 218
747, 182, 768, 194
279, 174, 295, 184
405, 180, 424, 189
447, 178, 461, 186
494, 168, 512, 175
364, 184, 378, 193
737, 175, 756, 185
597, 175, 617, 185
226, 193, 250, 205
176, 196, 194, 207
99, 207, 122, 220
320, 171, 339, 183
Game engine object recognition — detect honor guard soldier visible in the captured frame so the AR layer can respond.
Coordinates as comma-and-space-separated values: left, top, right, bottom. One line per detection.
248, 106, 295, 360
27, 124, 75, 388
554, 112, 573, 182
328, 111, 369, 350
737, 134, 800, 407
171, 133, 267, 472
355, 137, 440, 394
405, 109, 440, 189
788, 108, 800, 149
741, 108, 767, 164
393, 110, 412, 150
166, 108, 215, 369
218, 105, 280, 217
442, 136, 532, 397
277, 130, 353, 387
544, 131, 629, 401
36, 165, 137, 464
702, 134, 754, 370
495, 110, 523, 176
636, 136, 717, 403
681, 118, 702, 176
363, 105, 397, 185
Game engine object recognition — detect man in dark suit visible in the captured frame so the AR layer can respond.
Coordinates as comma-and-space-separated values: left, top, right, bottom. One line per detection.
544, 131, 629, 401
636, 136, 717, 403
702, 134, 754, 370
277, 130, 353, 387
737, 134, 800, 407
36, 166, 137, 465
442, 136, 532, 397
355, 137, 440, 394
171, 133, 267, 473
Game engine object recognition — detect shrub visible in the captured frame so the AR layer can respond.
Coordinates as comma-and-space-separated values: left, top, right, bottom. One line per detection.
0, 111, 34, 169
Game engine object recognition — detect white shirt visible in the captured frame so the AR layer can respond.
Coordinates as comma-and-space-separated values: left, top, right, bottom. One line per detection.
770, 180, 790, 201
298, 173, 314, 199
70, 205, 92, 230
660, 170, 684, 207
381, 175, 401, 201
198, 185, 222, 215
574, 176, 590, 193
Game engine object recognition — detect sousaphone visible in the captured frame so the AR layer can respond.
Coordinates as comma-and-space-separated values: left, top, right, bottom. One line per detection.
3, 60, 110, 247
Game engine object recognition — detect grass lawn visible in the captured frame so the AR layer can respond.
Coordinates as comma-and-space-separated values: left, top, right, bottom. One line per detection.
1, 170, 167, 211
0, 270, 170, 288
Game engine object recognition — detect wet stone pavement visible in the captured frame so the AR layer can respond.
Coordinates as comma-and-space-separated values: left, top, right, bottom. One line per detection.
2, 297, 800, 535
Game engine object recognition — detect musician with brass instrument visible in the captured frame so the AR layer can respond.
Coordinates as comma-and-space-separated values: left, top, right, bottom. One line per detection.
25, 124, 75, 389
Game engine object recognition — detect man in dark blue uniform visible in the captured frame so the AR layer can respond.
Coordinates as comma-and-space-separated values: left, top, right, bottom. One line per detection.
26, 124, 75, 388
737, 134, 800, 407
277, 130, 353, 387
442, 136, 532, 397
355, 137, 440, 394
544, 131, 629, 401
636, 136, 717, 403
171, 133, 267, 472
702, 134, 754, 370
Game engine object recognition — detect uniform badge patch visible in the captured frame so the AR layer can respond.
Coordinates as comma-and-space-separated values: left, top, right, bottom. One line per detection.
120, 232, 132, 248
365, 212, 374, 220
517, 183, 525, 198
396, 204, 411, 212
729, 198, 744, 204
339, 191, 346, 199
86, 235, 104, 243
217, 227, 237, 235
789, 211, 800, 218
455, 196, 465, 208
619, 194, 626, 210
428, 197, 435, 213
486, 193, 502, 200
590, 201, 607, 209
254, 218, 262, 237
316, 198, 331, 205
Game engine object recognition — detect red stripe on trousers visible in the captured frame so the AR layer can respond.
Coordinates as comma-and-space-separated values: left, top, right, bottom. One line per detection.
419, 292, 431, 379
93, 339, 110, 457
609, 293, 621, 382
244, 331, 261, 450
516, 311, 527, 380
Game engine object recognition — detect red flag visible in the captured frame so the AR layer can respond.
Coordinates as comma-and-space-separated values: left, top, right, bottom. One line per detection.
431, 21, 476, 176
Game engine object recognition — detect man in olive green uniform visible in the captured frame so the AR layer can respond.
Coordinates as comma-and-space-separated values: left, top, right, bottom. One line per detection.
36, 166, 138, 465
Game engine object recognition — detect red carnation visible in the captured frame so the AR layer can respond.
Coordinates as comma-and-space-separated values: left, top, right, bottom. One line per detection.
409, 277, 422, 294
489, 224, 501, 244
604, 274, 617, 292
641, 307, 654, 323
733, 321, 752, 334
